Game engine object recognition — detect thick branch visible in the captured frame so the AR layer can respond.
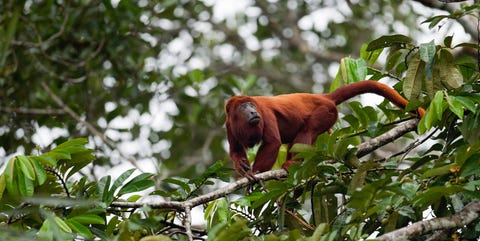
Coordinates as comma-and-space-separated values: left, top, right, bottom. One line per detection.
377, 200, 480, 241
111, 169, 288, 210
356, 119, 419, 158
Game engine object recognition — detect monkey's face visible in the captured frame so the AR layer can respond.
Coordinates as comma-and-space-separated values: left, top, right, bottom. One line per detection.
238, 102, 261, 126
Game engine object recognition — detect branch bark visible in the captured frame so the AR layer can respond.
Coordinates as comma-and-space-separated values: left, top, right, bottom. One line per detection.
377, 200, 480, 241
356, 119, 419, 158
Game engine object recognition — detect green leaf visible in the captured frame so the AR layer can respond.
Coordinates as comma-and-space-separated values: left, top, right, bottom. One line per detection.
30, 157, 48, 185
0, 8, 19, 69
54, 216, 72, 233
16, 156, 35, 180
438, 49, 463, 89
422, 15, 449, 29
243, 75, 257, 92
454, 42, 480, 51
16, 160, 34, 196
0, 174, 6, 200
117, 179, 155, 196
69, 214, 105, 225
63, 150, 96, 179
37, 217, 53, 240
417, 111, 428, 134
414, 186, 463, 209
403, 54, 424, 100
31, 154, 57, 166
385, 49, 403, 72
331, 58, 367, 92
117, 173, 155, 196
422, 164, 454, 178
348, 102, 371, 128
54, 138, 89, 151
205, 198, 229, 228
308, 223, 328, 241
360, 43, 382, 66
454, 96, 476, 113
48, 150, 72, 161
110, 168, 136, 196
447, 95, 464, 119
366, 34, 413, 51
188, 69, 204, 83
460, 153, 480, 177
419, 40, 436, 80
163, 177, 191, 193
65, 219, 93, 239
444, 36, 453, 48
4, 157, 18, 195
427, 62, 445, 99
441, 66, 463, 90
206, 219, 251, 241
431, 91, 445, 120
99, 175, 112, 203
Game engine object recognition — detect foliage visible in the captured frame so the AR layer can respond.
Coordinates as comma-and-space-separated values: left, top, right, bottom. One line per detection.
1, 0, 480, 241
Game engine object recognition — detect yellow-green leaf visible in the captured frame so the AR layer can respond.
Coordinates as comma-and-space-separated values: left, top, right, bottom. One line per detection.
426, 64, 444, 99
4, 157, 18, 195
0, 174, 6, 199
54, 216, 72, 233
431, 91, 445, 120
404, 54, 424, 100
440, 64, 463, 89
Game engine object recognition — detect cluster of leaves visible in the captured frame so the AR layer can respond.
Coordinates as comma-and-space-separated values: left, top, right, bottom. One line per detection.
200, 9, 480, 241
0, 137, 239, 240
0, 138, 163, 240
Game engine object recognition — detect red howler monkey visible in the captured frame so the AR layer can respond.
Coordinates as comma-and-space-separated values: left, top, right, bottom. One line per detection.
225, 80, 425, 177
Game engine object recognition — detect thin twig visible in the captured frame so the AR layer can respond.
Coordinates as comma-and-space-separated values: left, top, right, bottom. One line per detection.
39, 81, 116, 149
0, 106, 66, 115
184, 205, 193, 241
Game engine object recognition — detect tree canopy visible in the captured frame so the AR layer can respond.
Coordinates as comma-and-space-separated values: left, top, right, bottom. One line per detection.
1, 0, 480, 240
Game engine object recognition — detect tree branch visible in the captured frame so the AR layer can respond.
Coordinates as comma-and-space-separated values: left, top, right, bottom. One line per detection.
377, 200, 480, 241
0, 106, 66, 115
40, 81, 116, 149
356, 119, 420, 158
111, 169, 287, 210
111, 118, 422, 210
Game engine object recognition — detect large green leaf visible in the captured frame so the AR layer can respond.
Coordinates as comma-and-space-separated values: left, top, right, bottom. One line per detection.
117, 173, 155, 196
419, 40, 436, 80
366, 34, 413, 51
403, 54, 424, 100
68, 214, 105, 225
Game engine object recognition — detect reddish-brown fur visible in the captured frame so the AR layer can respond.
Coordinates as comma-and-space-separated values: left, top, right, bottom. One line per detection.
225, 80, 425, 176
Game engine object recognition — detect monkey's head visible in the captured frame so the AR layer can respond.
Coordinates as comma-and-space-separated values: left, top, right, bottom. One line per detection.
225, 96, 264, 147
225, 96, 261, 126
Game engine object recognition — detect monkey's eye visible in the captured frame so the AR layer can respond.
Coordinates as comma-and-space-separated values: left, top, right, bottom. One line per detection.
238, 102, 256, 111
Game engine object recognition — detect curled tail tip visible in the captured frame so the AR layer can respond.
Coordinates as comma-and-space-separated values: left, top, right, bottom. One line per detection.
417, 108, 426, 119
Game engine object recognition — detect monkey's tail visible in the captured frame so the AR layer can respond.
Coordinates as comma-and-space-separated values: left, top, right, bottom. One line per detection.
325, 80, 425, 118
